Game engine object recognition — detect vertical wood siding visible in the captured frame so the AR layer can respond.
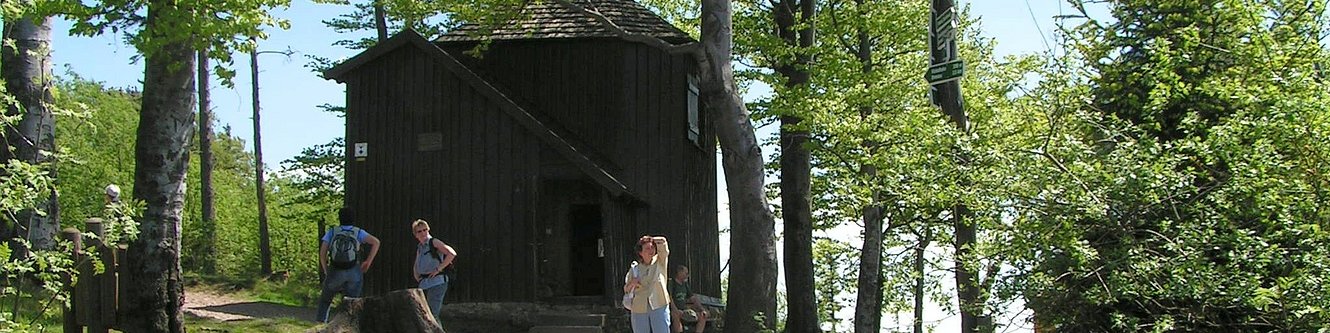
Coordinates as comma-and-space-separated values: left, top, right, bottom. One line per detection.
345, 46, 539, 301
344, 38, 719, 302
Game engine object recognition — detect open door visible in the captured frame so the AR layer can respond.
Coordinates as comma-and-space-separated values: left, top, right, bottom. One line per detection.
569, 204, 605, 296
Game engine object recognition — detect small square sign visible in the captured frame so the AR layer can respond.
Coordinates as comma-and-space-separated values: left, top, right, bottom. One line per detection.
354, 142, 368, 158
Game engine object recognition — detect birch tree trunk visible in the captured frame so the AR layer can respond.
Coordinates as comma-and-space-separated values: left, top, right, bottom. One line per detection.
121, 1, 195, 329
699, 0, 779, 330
1, 15, 59, 251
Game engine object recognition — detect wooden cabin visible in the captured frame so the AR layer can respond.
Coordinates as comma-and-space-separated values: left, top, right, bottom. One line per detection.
323, 0, 720, 304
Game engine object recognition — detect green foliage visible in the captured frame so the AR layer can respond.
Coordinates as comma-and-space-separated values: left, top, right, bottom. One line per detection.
1011, 1, 1330, 331
0, 29, 66, 331
270, 138, 343, 281
758, 1, 1043, 328
59, 0, 291, 84
1, 74, 141, 332
51, 74, 324, 289
810, 237, 855, 327
313, 0, 451, 51
51, 73, 137, 227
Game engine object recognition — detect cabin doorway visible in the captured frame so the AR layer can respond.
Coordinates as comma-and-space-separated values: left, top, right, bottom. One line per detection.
569, 204, 605, 296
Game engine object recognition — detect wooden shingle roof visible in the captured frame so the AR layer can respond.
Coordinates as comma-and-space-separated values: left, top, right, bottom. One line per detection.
435, 0, 693, 44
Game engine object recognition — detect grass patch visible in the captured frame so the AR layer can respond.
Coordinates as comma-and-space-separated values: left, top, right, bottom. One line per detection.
184, 272, 320, 307
186, 316, 317, 333
249, 279, 320, 308
0, 279, 69, 332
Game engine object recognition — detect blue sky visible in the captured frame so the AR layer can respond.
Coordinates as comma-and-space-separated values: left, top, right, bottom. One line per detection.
51, 0, 1073, 166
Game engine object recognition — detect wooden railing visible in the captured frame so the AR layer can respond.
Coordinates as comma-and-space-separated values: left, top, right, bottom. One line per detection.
61, 218, 127, 333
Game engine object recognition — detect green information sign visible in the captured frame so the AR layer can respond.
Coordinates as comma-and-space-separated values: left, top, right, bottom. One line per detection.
926, 60, 964, 84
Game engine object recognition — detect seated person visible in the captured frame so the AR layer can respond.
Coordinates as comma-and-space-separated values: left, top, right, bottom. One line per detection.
669, 265, 708, 333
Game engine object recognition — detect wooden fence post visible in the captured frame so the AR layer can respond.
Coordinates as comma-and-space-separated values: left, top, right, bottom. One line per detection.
61, 228, 81, 333
115, 244, 128, 327
85, 218, 110, 333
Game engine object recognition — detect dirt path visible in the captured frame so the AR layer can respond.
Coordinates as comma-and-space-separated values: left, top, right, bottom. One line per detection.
184, 289, 317, 322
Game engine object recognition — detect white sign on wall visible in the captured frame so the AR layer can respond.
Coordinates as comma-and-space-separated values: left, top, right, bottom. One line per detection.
354, 142, 368, 159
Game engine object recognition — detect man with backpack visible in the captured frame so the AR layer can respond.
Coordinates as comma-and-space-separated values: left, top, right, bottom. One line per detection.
316, 207, 381, 322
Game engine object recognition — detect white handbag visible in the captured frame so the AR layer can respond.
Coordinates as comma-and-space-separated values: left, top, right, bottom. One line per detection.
622, 263, 639, 310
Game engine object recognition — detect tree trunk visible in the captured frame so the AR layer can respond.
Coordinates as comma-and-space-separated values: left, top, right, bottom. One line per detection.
373, 1, 388, 41
926, 0, 980, 331
250, 48, 273, 275
699, 0, 779, 331
197, 49, 217, 275
320, 289, 445, 333
913, 228, 931, 333
121, 2, 194, 330
774, 0, 817, 330
853, 178, 884, 333
1, 15, 59, 251
851, 13, 884, 333
953, 205, 983, 333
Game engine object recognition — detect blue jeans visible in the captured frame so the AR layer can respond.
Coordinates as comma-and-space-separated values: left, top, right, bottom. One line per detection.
422, 275, 449, 324
317, 268, 363, 322
630, 305, 670, 333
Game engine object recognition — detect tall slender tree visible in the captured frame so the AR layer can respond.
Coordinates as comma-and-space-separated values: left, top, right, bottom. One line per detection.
925, 1, 983, 332
250, 41, 273, 275
849, 1, 884, 328
197, 50, 218, 275
772, 0, 818, 328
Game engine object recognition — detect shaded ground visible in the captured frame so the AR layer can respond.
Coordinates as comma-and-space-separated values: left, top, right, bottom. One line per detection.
184, 289, 316, 322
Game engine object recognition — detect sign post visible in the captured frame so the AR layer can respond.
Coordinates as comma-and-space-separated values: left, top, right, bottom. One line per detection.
929, 1, 984, 333
928, 0, 968, 131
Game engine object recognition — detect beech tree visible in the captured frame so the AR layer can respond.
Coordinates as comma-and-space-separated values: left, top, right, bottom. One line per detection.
70, 0, 289, 328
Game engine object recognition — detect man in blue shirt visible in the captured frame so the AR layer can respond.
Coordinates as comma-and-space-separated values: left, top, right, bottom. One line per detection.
316, 207, 381, 322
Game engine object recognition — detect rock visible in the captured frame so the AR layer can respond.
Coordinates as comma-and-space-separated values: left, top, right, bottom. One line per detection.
314, 289, 445, 333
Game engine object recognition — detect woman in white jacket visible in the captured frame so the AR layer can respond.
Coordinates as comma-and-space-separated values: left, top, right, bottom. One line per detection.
625, 235, 671, 332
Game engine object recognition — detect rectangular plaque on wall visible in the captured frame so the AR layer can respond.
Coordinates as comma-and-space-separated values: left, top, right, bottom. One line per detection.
417, 132, 443, 151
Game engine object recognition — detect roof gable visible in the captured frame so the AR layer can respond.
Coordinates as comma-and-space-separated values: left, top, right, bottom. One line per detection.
435, 0, 692, 44
324, 30, 639, 201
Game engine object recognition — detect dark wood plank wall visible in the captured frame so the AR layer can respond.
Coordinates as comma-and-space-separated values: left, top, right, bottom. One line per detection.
444, 40, 628, 171
448, 39, 723, 297
344, 39, 718, 303
602, 199, 637, 302
344, 46, 540, 302
618, 44, 721, 296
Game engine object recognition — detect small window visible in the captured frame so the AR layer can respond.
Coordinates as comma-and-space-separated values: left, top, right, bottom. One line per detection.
687, 75, 700, 144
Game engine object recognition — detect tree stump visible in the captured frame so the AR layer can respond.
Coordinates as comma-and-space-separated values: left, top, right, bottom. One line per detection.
315, 289, 445, 333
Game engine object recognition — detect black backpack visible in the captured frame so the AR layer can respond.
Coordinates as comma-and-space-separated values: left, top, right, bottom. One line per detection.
426, 238, 456, 277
